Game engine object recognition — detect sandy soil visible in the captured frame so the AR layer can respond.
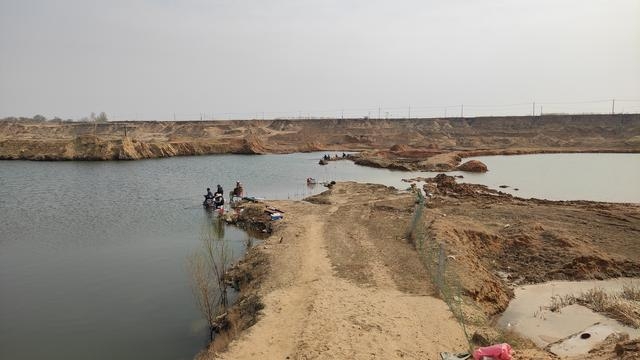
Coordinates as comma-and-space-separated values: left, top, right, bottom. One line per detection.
211, 184, 469, 359
414, 175, 640, 315
203, 180, 639, 360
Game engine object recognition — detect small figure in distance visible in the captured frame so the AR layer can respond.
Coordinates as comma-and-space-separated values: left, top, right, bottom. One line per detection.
214, 193, 224, 208
205, 187, 214, 199
203, 187, 214, 206
216, 184, 223, 196
233, 181, 245, 197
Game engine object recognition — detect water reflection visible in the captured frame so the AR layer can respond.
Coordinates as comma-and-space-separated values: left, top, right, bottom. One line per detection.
206, 212, 226, 242
188, 214, 237, 343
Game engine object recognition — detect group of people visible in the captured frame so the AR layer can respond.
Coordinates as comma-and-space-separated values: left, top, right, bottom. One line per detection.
321, 153, 348, 161
203, 181, 245, 209
203, 184, 225, 209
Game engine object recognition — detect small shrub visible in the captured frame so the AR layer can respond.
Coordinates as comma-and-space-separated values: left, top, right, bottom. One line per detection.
545, 285, 640, 328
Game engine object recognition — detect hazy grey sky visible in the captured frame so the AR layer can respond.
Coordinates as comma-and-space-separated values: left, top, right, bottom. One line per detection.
1, 0, 639, 120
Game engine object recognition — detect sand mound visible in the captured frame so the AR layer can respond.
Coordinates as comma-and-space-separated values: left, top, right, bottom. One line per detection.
456, 160, 488, 172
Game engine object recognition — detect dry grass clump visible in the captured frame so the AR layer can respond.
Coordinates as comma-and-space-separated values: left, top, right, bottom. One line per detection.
547, 285, 640, 328
621, 285, 640, 302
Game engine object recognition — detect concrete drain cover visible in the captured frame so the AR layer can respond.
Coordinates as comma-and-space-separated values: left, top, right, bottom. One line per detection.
549, 323, 616, 357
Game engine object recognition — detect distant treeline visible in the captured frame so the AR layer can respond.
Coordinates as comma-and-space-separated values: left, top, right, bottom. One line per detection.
1, 112, 108, 123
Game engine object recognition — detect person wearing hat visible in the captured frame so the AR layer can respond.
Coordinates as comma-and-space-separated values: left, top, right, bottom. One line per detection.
203, 187, 214, 206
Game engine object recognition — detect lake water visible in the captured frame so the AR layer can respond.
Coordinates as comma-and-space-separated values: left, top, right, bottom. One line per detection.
0, 153, 428, 360
1, 152, 638, 360
454, 153, 640, 203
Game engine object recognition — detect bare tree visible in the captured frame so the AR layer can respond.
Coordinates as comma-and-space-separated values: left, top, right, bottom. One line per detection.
188, 252, 218, 341
96, 112, 108, 123
188, 217, 233, 341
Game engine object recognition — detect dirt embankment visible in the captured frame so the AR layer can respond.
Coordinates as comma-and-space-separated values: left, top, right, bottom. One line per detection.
419, 174, 640, 315
200, 181, 639, 359
202, 184, 470, 359
0, 121, 270, 160
1, 114, 639, 161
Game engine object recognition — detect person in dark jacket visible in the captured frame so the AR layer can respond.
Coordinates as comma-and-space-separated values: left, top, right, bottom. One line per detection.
205, 188, 214, 199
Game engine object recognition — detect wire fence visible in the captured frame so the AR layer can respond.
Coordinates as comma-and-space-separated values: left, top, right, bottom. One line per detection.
6, 99, 639, 123
407, 190, 473, 352
102, 98, 640, 121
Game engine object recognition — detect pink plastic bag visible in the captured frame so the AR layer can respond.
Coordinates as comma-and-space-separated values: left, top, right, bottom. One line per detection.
472, 343, 513, 360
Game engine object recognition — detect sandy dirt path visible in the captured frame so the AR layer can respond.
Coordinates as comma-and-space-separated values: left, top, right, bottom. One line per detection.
218, 187, 468, 359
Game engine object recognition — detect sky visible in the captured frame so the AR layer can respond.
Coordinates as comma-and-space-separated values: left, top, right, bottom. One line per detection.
1, 0, 639, 120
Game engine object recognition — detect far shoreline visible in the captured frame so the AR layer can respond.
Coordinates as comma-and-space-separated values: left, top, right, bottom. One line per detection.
1, 114, 639, 164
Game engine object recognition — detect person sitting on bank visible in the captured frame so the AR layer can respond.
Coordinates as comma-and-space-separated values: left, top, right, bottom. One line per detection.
214, 193, 224, 208
216, 184, 223, 196
233, 181, 244, 197
204, 187, 214, 199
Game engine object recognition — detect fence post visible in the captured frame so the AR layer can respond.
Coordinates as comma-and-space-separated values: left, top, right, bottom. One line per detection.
438, 243, 446, 293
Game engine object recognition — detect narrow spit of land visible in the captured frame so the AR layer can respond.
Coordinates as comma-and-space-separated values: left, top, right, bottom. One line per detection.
214, 184, 468, 359
204, 181, 639, 360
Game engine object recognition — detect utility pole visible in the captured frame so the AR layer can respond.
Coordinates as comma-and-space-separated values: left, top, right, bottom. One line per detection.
612, 99, 615, 114
378, 107, 381, 119
461, 104, 464, 118
540, 106, 543, 116
341, 109, 344, 120
532, 102, 536, 116
408, 105, 411, 119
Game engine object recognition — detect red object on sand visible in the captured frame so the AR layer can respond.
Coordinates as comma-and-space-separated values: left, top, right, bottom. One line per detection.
472, 343, 513, 360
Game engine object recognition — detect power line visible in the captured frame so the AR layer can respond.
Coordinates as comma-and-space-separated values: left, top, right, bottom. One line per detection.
100, 98, 640, 121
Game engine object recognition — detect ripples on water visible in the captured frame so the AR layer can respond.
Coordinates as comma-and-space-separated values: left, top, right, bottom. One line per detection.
0, 152, 638, 359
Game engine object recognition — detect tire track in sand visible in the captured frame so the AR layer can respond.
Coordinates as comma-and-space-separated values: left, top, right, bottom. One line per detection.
218, 201, 467, 359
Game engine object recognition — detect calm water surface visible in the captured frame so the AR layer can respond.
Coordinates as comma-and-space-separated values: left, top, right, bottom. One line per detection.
0, 153, 426, 360
1, 152, 637, 360
455, 153, 640, 203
